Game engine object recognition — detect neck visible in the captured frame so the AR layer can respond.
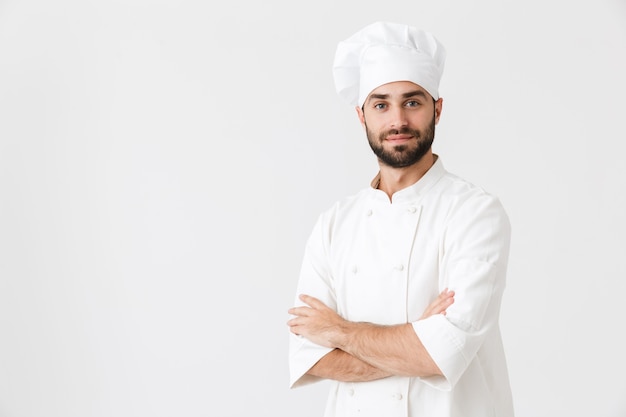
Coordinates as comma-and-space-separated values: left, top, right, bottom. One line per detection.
377, 151, 436, 200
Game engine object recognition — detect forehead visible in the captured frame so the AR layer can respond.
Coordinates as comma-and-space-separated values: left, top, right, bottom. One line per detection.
367, 80, 431, 100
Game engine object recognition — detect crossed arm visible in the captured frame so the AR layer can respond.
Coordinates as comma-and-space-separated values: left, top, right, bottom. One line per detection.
287, 289, 454, 382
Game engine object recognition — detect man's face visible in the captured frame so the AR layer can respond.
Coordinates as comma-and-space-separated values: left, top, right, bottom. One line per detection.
357, 81, 442, 168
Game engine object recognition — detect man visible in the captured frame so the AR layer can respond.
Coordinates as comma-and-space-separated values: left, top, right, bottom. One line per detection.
287, 21, 514, 417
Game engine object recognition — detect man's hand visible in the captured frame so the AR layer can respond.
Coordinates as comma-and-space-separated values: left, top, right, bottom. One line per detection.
287, 294, 346, 348
420, 288, 455, 320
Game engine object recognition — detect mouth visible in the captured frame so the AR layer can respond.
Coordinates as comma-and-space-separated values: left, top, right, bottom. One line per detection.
384, 134, 414, 144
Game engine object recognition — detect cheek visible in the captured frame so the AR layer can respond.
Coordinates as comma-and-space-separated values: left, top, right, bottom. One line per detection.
363, 114, 387, 132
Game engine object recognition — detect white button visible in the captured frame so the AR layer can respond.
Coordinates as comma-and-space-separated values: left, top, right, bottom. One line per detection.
408, 206, 417, 213
366, 209, 373, 216
394, 264, 404, 271
348, 388, 355, 396
351, 265, 358, 274
392, 393, 403, 400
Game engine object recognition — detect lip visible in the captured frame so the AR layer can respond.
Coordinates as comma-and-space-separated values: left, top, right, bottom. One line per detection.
385, 134, 413, 143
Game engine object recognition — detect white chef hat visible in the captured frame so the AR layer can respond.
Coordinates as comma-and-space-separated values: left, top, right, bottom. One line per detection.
333, 21, 446, 107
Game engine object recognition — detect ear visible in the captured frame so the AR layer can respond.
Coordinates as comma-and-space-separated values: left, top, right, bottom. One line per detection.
434, 98, 443, 125
356, 106, 366, 127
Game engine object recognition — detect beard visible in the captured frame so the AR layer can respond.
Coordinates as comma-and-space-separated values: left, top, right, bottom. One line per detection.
366, 115, 436, 168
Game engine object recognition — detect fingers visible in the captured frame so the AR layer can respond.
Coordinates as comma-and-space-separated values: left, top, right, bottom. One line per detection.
287, 294, 327, 315
286, 316, 302, 327
287, 321, 303, 336
286, 313, 308, 336
287, 294, 322, 316
298, 294, 325, 308
437, 288, 455, 302
287, 306, 311, 316
286, 295, 323, 329
435, 288, 455, 313
438, 295, 454, 315
287, 295, 337, 341
438, 288, 455, 299
420, 288, 455, 319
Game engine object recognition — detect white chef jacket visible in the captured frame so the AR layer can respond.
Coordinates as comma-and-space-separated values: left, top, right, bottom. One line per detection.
289, 157, 514, 417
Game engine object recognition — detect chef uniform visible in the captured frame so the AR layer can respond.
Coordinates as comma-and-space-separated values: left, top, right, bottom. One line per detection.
289, 22, 515, 417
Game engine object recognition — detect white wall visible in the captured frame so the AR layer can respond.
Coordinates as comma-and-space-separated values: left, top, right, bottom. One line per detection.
1, 1, 625, 416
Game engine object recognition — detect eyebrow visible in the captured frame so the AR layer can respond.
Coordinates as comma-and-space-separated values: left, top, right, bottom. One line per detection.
367, 90, 427, 102
403, 90, 427, 99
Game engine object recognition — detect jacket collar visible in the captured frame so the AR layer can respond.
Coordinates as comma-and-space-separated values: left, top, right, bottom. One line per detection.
368, 155, 446, 204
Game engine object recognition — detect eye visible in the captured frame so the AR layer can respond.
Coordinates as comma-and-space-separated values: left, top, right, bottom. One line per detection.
374, 102, 387, 110
405, 100, 421, 108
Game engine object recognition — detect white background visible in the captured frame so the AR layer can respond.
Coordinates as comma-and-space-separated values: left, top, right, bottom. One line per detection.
1, 1, 625, 416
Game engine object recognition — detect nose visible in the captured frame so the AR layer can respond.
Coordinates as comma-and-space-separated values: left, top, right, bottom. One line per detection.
389, 107, 408, 129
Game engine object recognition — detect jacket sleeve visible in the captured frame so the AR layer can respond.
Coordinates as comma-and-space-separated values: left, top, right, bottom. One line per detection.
289, 211, 336, 389
412, 191, 511, 390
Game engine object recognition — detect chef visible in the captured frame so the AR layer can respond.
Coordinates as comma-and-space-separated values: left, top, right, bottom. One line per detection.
287, 21, 514, 417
